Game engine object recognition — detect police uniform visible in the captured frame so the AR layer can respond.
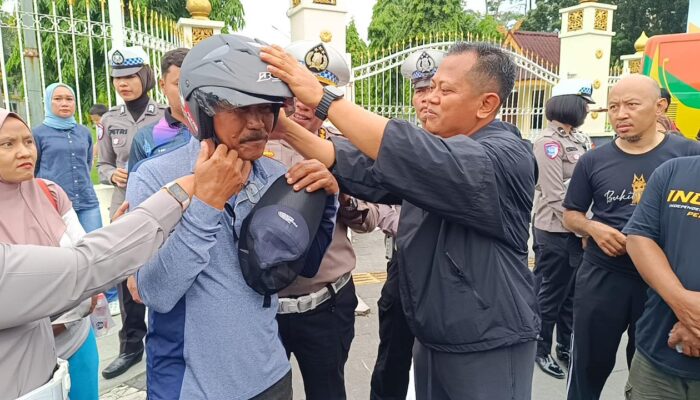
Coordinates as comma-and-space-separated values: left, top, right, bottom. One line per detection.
532, 80, 594, 378
270, 40, 380, 400
97, 46, 164, 378
370, 50, 444, 400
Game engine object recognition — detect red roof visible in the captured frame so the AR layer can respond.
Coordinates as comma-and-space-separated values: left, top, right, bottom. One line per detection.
511, 31, 560, 66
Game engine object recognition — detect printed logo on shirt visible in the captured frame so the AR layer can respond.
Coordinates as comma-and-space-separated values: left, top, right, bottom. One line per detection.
631, 174, 647, 205
666, 189, 700, 219
544, 142, 560, 159
97, 123, 104, 140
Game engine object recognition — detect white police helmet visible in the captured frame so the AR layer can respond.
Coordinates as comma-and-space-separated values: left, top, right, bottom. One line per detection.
285, 40, 351, 87
400, 49, 446, 89
551, 79, 595, 104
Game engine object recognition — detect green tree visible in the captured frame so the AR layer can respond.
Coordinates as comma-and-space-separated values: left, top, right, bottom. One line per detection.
2, 0, 243, 124
346, 18, 368, 67
367, 0, 501, 50
520, 0, 688, 63
130, 0, 244, 31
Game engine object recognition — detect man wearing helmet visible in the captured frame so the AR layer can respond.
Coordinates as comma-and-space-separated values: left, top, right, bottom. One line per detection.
268, 40, 379, 400
125, 34, 339, 399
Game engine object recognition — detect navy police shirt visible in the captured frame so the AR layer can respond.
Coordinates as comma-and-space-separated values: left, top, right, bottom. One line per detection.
623, 156, 700, 379
563, 135, 700, 276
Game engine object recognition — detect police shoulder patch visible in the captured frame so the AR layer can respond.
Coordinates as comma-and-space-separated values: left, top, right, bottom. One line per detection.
544, 141, 560, 159
97, 123, 104, 140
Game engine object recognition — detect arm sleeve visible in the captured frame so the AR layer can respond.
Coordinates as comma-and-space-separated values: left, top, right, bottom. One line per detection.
299, 195, 338, 278
330, 137, 403, 205
128, 130, 148, 174
339, 199, 380, 234
97, 121, 117, 185
0, 190, 182, 329
622, 162, 671, 241
86, 127, 94, 170
136, 197, 222, 313
563, 155, 593, 212
376, 204, 400, 237
61, 209, 87, 244
34, 131, 43, 177
533, 140, 566, 215
337, 119, 503, 236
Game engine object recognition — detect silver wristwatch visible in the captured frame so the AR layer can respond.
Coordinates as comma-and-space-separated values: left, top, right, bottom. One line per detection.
163, 181, 191, 210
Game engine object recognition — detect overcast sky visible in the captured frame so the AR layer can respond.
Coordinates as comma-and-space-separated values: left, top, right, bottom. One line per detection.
237, 0, 492, 46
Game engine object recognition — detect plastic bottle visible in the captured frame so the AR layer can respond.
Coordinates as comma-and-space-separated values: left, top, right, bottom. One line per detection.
90, 293, 114, 337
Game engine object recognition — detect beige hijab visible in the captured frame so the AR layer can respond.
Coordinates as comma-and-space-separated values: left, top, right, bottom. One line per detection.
0, 108, 66, 246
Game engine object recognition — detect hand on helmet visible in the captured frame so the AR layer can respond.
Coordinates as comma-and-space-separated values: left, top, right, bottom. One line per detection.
260, 45, 324, 109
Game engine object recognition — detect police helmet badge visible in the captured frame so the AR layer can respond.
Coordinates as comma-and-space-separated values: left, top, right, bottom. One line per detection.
416, 51, 436, 75
112, 50, 125, 66
304, 44, 329, 73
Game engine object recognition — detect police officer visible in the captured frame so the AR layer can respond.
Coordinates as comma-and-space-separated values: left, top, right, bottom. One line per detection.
268, 39, 379, 400
97, 45, 165, 380
370, 49, 444, 400
532, 79, 593, 379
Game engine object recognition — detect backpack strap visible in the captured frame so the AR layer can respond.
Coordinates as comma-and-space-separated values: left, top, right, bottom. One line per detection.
36, 179, 59, 212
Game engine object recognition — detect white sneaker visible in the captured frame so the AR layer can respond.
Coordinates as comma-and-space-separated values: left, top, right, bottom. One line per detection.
108, 301, 121, 316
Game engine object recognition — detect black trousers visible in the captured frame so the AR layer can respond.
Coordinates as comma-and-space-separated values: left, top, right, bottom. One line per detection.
567, 260, 648, 400
533, 228, 582, 357
277, 280, 357, 400
370, 258, 415, 400
116, 278, 147, 354
414, 340, 536, 400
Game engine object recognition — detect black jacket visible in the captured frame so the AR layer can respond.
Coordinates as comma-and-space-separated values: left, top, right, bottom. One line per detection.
331, 119, 539, 353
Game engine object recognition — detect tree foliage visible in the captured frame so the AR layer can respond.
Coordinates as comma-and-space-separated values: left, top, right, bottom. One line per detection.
1, 0, 243, 124
367, 0, 502, 50
520, 0, 689, 63
346, 18, 368, 67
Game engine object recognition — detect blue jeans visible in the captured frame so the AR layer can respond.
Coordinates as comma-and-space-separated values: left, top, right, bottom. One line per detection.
67, 328, 99, 400
76, 207, 117, 302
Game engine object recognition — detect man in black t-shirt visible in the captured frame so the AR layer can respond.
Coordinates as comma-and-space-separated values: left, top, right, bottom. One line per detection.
562, 74, 700, 400
624, 156, 700, 399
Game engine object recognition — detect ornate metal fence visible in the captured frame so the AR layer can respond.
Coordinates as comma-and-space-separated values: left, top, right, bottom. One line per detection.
350, 33, 560, 140
0, 0, 182, 126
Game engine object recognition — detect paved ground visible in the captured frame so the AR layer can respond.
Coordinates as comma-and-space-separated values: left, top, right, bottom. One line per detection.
94, 186, 631, 399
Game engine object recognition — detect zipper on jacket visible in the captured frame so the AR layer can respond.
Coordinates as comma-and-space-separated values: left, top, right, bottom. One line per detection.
445, 251, 489, 310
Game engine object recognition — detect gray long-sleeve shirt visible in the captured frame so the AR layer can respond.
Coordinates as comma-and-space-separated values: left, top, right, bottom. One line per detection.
0, 190, 182, 399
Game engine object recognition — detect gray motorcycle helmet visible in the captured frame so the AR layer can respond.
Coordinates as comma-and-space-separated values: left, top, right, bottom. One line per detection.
179, 34, 293, 140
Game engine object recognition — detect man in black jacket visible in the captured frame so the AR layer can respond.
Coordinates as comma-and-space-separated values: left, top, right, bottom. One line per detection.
262, 42, 539, 399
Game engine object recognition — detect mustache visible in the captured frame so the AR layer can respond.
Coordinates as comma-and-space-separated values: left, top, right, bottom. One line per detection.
239, 131, 268, 143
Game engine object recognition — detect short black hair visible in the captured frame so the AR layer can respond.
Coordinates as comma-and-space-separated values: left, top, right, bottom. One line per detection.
161, 48, 189, 77
545, 94, 588, 127
660, 87, 671, 111
89, 103, 108, 116
447, 42, 516, 107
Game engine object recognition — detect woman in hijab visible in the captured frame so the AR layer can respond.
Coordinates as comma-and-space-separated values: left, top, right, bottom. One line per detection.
1, 109, 99, 400
33, 83, 102, 233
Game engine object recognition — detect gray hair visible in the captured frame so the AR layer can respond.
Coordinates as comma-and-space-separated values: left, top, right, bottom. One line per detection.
447, 42, 516, 107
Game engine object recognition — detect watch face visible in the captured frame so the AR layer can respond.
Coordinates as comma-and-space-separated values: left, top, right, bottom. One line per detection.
169, 184, 189, 203
325, 86, 345, 98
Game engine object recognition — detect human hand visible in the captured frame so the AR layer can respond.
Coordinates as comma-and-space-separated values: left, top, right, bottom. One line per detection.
111, 201, 129, 222
111, 168, 129, 188
286, 159, 339, 195
194, 139, 252, 210
668, 321, 700, 357
260, 45, 324, 109
670, 291, 700, 338
589, 222, 627, 257
88, 295, 98, 314
127, 275, 142, 304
